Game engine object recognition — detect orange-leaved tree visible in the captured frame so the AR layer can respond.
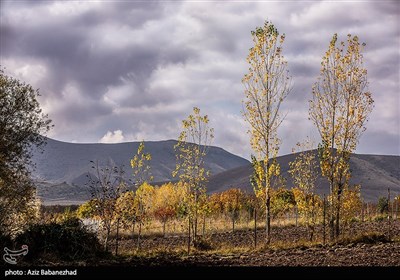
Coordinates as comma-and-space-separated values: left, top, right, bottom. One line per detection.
220, 188, 245, 233
153, 183, 180, 237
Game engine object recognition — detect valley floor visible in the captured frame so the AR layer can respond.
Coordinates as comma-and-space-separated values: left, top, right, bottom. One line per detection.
15, 219, 398, 268
103, 219, 400, 267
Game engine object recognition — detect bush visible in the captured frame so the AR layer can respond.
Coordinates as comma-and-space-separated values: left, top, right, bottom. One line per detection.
0, 230, 13, 251
193, 236, 214, 251
377, 197, 389, 214
15, 218, 104, 261
351, 232, 389, 244
339, 232, 389, 245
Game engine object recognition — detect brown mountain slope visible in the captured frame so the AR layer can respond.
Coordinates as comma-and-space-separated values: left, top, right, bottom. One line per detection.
207, 151, 400, 202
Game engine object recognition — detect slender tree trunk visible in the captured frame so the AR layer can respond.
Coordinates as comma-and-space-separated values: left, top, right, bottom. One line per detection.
309, 225, 314, 242
194, 192, 198, 241
335, 184, 342, 238
329, 194, 335, 241
308, 196, 314, 241
265, 150, 271, 245
104, 235, 108, 252
361, 202, 364, 223
104, 226, 111, 252
254, 208, 257, 249
232, 214, 235, 233
187, 217, 191, 254
137, 222, 142, 250
163, 220, 166, 237
388, 188, 391, 241
115, 218, 120, 256
323, 195, 326, 245
131, 221, 135, 239
194, 215, 198, 240
191, 219, 195, 242
202, 215, 206, 236
330, 112, 336, 241
266, 189, 271, 244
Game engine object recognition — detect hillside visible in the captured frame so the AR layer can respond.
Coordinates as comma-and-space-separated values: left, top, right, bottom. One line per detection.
208, 151, 400, 202
32, 138, 399, 204
31, 138, 249, 205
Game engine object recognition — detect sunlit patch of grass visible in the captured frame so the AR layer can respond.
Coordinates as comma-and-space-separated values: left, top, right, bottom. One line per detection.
122, 245, 189, 258
392, 236, 400, 243
337, 232, 389, 245
255, 239, 323, 252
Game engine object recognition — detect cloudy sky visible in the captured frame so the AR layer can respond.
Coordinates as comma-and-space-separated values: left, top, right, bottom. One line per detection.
1, 0, 399, 159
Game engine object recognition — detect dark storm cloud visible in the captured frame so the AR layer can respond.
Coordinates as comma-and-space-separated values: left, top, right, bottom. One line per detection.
1, 1, 398, 158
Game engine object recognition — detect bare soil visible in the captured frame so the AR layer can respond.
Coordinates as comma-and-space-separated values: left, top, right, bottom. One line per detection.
104, 219, 400, 267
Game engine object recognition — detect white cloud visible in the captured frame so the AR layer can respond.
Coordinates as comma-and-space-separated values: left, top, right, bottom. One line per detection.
99, 130, 125, 143
1, 1, 398, 158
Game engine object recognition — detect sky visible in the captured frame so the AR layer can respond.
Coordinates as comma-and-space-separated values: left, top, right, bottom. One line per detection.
1, 0, 399, 159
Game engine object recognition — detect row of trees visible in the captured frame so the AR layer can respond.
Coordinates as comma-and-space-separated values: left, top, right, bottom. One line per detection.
1, 19, 374, 252
242, 21, 374, 243
77, 21, 375, 250
77, 180, 367, 250
78, 107, 214, 252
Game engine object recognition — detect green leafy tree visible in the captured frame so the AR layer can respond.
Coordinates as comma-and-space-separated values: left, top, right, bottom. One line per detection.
0, 69, 52, 236
242, 21, 292, 244
76, 199, 100, 219
309, 34, 374, 239
271, 188, 296, 220
377, 197, 389, 214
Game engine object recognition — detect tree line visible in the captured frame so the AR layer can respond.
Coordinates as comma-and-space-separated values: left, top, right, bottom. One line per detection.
1, 19, 377, 254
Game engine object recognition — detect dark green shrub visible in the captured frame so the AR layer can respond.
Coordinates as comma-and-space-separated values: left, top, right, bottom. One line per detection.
377, 197, 389, 214
15, 218, 104, 261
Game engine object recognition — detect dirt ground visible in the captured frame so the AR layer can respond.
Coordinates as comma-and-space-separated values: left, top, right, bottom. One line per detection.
104, 219, 400, 267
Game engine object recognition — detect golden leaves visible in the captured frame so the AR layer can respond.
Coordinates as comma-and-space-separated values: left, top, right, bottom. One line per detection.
131, 141, 153, 186
173, 106, 214, 222
242, 21, 292, 163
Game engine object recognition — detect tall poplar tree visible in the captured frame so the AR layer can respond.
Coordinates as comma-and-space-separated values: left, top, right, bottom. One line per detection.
242, 21, 292, 244
309, 34, 373, 239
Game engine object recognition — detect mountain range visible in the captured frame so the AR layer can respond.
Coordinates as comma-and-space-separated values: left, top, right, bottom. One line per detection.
31, 138, 399, 205
207, 151, 400, 202
31, 138, 249, 205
